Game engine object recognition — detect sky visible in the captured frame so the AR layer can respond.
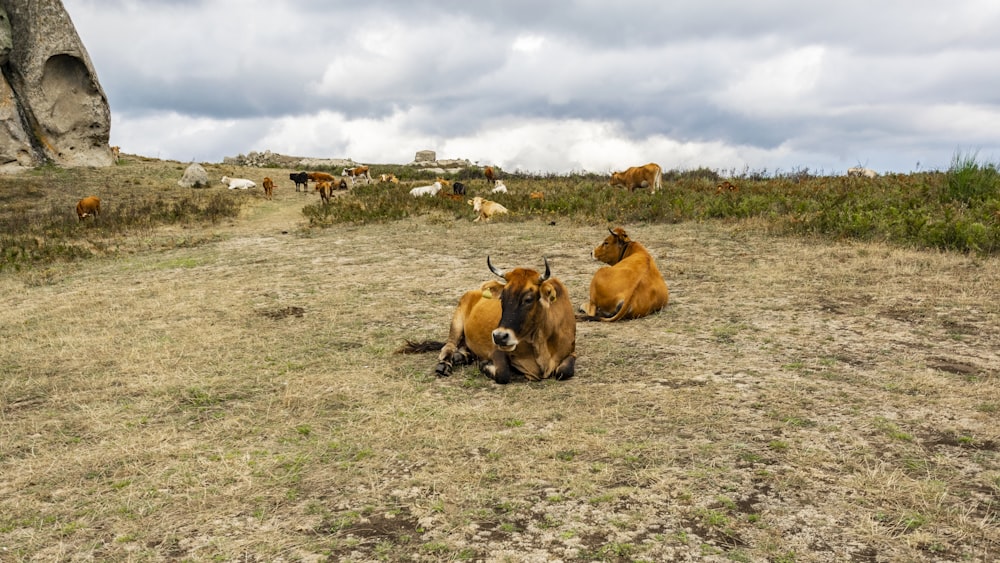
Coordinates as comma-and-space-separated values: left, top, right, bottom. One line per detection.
63, 0, 1000, 175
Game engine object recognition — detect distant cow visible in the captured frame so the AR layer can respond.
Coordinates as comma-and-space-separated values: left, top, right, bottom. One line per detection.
315, 181, 332, 203
491, 179, 508, 194
580, 227, 669, 322
110, 146, 120, 162
484, 166, 497, 185
221, 176, 256, 190
290, 172, 309, 192
469, 196, 508, 222
847, 167, 877, 179
439, 192, 464, 202
307, 171, 336, 183
529, 191, 544, 200
379, 173, 399, 184
410, 182, 442, 197
262, 177, 274, 200
343, 166, 371, 184
76, 196, 101, 221
453, 181, 466, 195
399, 257, 576, 384
716, 180, 738, 193
610, 162, 662, 193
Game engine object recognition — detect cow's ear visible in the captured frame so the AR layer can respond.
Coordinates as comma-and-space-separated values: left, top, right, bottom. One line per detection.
480, 281, 505, 297
540, 281, 559, 305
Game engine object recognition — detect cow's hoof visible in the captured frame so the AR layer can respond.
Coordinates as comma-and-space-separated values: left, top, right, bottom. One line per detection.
434, 362, 452, 377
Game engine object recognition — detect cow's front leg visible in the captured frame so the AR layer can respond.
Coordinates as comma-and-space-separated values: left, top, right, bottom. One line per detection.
554, 354, 576, 381
485, 350, 513, 384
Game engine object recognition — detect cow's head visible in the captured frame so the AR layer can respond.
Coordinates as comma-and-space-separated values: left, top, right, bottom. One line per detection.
609, 171, 624, 186
487, 256, 560, 353
593, 227, 632, 265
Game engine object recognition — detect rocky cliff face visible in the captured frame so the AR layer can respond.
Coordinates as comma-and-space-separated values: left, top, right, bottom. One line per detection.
0, 0, 112, 173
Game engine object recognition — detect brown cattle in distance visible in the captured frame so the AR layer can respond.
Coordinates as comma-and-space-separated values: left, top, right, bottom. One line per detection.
580, 227, 669, 322
609, 162, 662, 193
76, 196, 101, 221
484, 166, 497, 185
262, 177, 274, 200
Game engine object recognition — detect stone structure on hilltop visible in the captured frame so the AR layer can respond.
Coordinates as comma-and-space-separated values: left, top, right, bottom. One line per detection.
407, 149, 472, 174
0, 0, 113, 173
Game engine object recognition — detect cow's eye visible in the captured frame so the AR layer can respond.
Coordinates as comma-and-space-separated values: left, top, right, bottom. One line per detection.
522, 294, 535, 305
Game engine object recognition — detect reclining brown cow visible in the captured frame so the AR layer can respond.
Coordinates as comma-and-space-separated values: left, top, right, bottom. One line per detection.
580, 227, 669, 321
399, 257, 576, 384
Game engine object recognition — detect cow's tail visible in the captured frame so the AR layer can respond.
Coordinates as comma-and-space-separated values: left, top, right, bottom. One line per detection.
576, 301, 631, 323
395, 340, 446, 354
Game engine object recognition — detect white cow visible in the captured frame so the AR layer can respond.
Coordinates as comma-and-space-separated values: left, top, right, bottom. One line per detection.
221, 175, 256, 189
847, 167, 877, 179
469, 196, 508, 222
490, 179, 508, 194
409, 182, 442, 197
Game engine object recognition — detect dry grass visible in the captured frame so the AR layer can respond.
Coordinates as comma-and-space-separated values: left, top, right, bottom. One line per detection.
1, 159, 998, 561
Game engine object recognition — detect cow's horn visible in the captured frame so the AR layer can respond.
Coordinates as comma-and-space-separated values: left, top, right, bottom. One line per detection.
487, 256, 506, 279
608, 227, 616, 236
540, 256, 551, 282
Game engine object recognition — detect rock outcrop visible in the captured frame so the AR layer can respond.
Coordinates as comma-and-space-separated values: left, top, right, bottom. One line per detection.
222, 150, 357, 170
0, 0, 113, 173
178, 163, 209, 188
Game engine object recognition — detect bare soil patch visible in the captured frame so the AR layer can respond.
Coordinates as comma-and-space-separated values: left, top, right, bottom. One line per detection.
1, 174, 998, 561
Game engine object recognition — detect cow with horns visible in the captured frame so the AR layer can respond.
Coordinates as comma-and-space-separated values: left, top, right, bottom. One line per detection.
399, 257, 577, 384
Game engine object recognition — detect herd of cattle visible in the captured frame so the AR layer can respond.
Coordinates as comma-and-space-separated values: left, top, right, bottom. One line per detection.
400, 226, 670, 384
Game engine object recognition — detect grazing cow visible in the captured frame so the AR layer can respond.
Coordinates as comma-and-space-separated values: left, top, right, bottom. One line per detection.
610, 162, 662, 193
315, 181, 332, 203
580, 227, 669, 322
409, 182, 442, 197
76, 196, 101, 221
290, 172, 309, 192
452, 181, 466, 195
469, 196, 508, 222
307, 171, 337, 183
716, 180, 738, 193
221, 176, 256, 190
484, 166, 497, 185
399, 257, 576, 384
262, 177, 274, 200
491, 179, 508, 194
110, 145, 120, 162
342, 166, 371, 184
529, 191, 544, 200
379, 173, 399, 184
847, 167, 877, 179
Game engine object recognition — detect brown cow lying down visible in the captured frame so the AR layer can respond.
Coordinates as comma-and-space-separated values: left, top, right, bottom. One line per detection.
468, 196, 508, 222
579, 227, 669, 322
76, 196, 101, 221
398, 257, 576, 384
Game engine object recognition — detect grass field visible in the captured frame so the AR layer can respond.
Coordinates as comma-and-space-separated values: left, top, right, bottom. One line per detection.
1, 156, 998, 561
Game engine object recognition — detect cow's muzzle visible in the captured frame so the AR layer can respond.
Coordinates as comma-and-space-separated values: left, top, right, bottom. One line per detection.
492, 328, 518, 351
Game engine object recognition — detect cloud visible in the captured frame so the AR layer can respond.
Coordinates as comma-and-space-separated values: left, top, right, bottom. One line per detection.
66, 0, 1000, 174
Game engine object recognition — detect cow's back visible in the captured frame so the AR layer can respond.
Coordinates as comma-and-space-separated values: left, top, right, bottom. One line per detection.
590, 243, 668, 319
454, 286, 502, 360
